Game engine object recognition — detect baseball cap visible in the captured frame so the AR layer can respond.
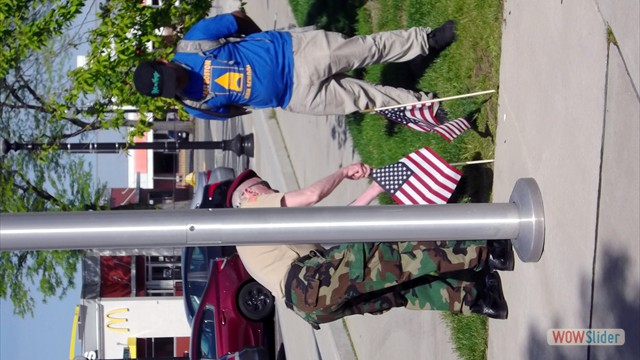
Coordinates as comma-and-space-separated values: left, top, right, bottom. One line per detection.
133, 61, 177, 98
226, 169, 260, 208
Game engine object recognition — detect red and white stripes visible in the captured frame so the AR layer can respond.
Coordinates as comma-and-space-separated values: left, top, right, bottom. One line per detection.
394, 147, 462, 205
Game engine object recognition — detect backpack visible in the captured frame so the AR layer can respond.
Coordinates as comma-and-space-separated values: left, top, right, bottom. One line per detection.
174, 37, 251, 119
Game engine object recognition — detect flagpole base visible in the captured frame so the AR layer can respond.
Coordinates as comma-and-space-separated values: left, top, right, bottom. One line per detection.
509, 178, 545, 262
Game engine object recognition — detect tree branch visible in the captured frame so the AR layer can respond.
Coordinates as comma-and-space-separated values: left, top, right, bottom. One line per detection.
12, 172, 71, 211
56, 119, 104, 140
16, 73, 47, 106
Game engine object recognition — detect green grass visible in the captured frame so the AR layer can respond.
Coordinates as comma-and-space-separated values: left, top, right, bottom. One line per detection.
443, 313, 489, 360
606, 26, 618, 46
288, 0, 503, 358
350, 0, 501, 168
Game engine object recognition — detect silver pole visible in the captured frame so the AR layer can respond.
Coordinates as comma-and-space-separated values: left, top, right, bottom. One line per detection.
0, 178, 545, 262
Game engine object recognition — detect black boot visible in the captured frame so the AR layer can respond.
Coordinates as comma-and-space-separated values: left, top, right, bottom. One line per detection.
471, 272, 508, 319
427, 20, 457, 51
487, 240, 515, 271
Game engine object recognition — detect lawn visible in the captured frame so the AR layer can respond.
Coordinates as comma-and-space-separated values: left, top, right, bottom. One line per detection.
288, 0, 503, 359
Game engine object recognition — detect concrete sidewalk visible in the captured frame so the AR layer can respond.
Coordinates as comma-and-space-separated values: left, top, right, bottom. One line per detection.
196, 0, 639, 358
490, 0, 639, 358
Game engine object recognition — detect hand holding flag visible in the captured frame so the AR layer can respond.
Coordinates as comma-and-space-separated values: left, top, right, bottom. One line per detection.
370, 147, 462, 205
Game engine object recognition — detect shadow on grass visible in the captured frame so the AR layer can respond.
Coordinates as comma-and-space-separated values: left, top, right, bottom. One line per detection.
379, 51, 443, 93
465, 105, 494, 140
302, 0, 366, 34
449, 153, 493, 204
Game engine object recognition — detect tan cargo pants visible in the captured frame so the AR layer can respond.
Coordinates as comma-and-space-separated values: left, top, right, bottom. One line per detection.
284, 28, 435, 115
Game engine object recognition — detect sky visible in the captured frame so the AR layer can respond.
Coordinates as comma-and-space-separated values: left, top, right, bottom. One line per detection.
0, 97, 131, 360
0, 2, 129, 359
0, 271, 83, 360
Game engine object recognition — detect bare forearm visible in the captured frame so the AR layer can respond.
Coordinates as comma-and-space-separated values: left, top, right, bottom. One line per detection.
282, 163, 371, 207
283, 168, 348, 207
349, 182, 383, 206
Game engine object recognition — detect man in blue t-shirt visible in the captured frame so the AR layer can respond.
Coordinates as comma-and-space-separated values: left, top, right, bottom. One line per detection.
133, 11, 456, 120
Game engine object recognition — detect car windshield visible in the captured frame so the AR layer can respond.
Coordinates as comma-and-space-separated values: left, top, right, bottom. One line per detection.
198, 308, 217, 359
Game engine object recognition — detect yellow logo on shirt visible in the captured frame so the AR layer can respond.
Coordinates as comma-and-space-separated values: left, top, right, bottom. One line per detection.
244, 65, 252, 99
214, 72, 243, 92
203, 59, 211, 97
204, 62, 252, 98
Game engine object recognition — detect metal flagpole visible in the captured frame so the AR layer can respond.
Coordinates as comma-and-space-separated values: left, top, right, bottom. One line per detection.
0, 178, 545, 263
363, 89, 496, 113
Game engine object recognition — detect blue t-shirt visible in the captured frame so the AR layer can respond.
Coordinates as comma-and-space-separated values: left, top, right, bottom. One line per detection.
172, 14, 294, 120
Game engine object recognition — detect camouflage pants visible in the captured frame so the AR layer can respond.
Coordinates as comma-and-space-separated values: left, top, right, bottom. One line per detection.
284, 241, 488, 328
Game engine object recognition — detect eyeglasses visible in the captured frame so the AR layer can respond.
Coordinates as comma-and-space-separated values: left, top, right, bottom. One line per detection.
249, 180, 280, 193
246, 180, 270, 191
234, 180, 278, 208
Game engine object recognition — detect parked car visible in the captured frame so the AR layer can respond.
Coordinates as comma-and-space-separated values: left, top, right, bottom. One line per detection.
189, 254, 275, 360
183, 167, 239, 323
182, 246, 237, 323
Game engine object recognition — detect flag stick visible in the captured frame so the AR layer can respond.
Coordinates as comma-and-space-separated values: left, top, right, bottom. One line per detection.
450, 159, 494, 167
364, 89, 496, 113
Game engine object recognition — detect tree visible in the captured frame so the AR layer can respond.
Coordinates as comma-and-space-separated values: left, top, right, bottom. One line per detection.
2, 0, 213, 142
0, 0, 212, 317
0, 151, 108, 317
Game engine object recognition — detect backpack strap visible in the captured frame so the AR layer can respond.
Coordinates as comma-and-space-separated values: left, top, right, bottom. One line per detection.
176, 96, 251, 119
176, 37, 245, 57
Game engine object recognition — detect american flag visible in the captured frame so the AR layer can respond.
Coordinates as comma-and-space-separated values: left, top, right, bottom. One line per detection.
370, 147, 462, 205
376, 102, 470, 142
376, 103, 440, 133
434, 118, 471, 142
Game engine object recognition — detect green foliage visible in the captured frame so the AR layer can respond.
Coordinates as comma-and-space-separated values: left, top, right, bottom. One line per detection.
0, 153, 108, 213
1, 0, 211, 317
68, 0, 213, 138
349, 0, 501, 167
2, 0, 213, 147
0, 0, 84, 78
0, 153, 106, 317
0, 250, 84, 318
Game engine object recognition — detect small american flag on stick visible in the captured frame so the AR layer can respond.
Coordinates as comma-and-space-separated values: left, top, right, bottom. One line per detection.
376, 103, 440, 133
376, 103, 471, 142
434, 118, 471, 142
370, 147, 462, 205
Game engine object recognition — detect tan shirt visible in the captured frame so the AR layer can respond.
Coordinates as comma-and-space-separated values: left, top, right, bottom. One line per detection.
236, 193, 320, 299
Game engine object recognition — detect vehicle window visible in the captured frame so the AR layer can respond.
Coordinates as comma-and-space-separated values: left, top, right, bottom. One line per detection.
198, 308, 217, 359
187, 281, 206, 311
185, 247, 213, 318
189, 247, 208, 272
